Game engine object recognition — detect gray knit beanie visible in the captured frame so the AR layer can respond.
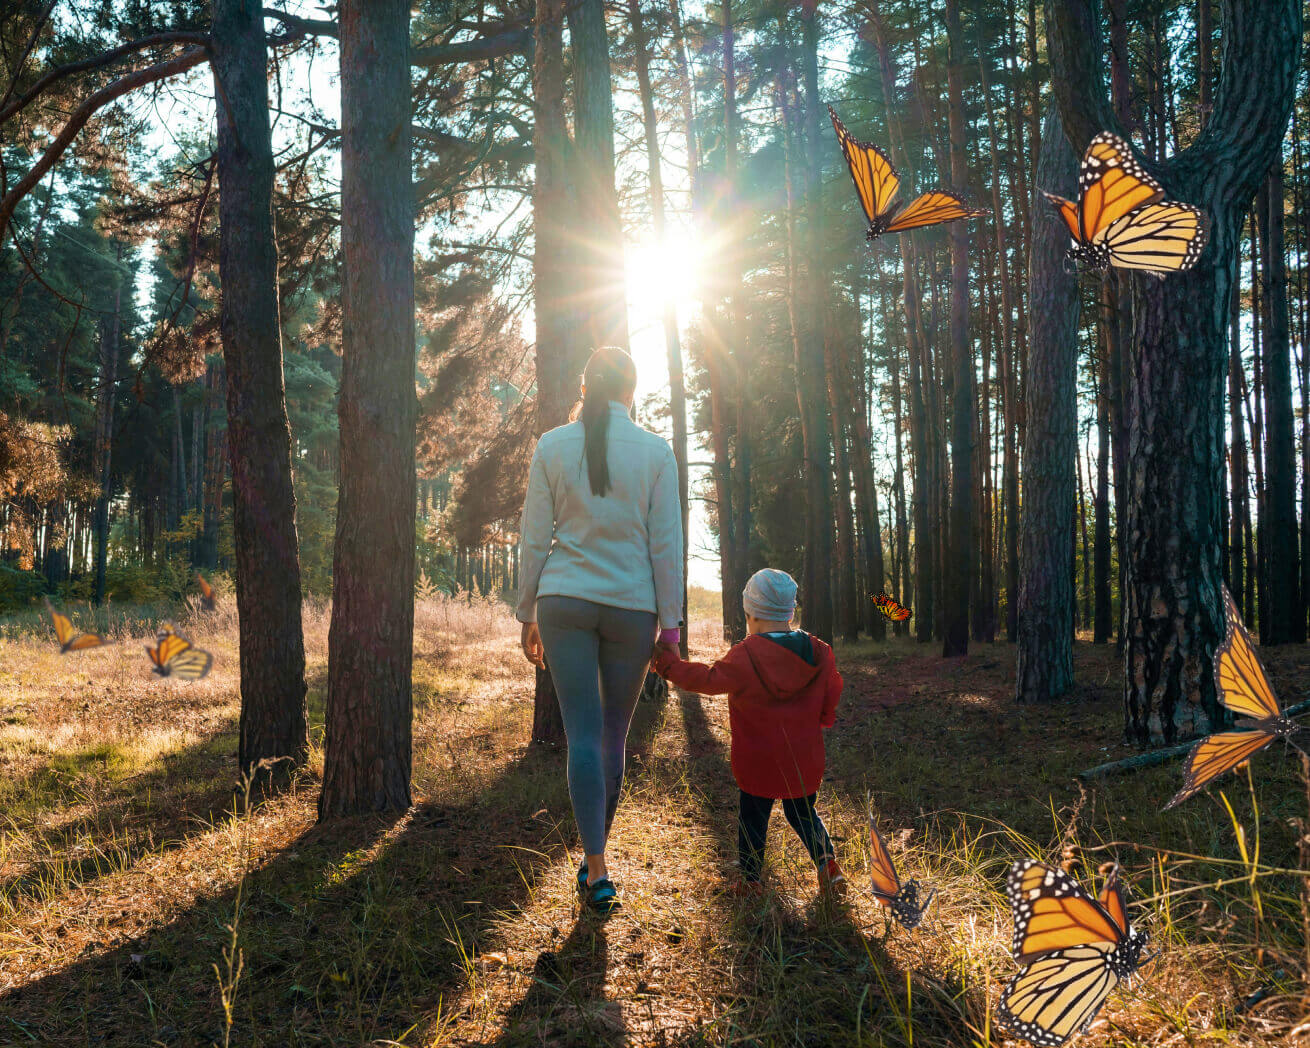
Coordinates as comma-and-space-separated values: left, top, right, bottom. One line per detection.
742, 568, 798, 622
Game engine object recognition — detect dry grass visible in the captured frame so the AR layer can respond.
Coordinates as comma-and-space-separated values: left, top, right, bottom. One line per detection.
0, 599, 1307, 1047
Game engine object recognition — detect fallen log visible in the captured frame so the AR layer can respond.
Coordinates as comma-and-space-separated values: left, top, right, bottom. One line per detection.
1077, 699, 1310, 780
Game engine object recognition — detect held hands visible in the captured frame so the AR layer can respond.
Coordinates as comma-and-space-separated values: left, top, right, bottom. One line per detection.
520, 622, 545, 668
650, 642, 679, 679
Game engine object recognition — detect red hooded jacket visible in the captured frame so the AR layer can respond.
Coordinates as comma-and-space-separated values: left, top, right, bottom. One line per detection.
653, 632, 842, 799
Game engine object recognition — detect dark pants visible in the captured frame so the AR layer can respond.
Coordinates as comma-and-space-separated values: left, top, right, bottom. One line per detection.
737, 790, 835, 882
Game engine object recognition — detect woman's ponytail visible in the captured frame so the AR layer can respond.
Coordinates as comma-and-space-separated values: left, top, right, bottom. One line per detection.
575, 347, 637, 497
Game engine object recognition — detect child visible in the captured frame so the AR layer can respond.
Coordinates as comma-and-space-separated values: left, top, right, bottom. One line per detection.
652, 568, 846, 897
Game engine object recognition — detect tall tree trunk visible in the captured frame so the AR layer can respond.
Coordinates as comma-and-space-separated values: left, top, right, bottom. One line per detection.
1077, 434, 1092, 629
629, 0, 689, 657
826, 333, 859, 644
93, 274, 121, 606
723, 0, 749, 643
1229, 283, 1249, 619
527, 0, 577, 743
566, 0, 628, 352
867, 0, 930, 641
847, 324, 886, 641
795, 1, 834, 642
890, 337, 911, 636
212, 0, 308, 784
1094, 331, 1113, 643
199, 359, 225, 570
1017, 108, 1079, 703
942, 0, 974, 657
673, 0, 736, 640
320, 0, 415, 815
1050, 0, 1301, 742
1257, 157, 1302, 642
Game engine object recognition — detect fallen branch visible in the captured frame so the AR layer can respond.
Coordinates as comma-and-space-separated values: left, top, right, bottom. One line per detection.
1077, 698, 1310, 780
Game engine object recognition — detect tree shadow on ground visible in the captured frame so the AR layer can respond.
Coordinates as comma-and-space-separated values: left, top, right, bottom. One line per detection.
0, 725, 245, 910
0, 678, 670, 1046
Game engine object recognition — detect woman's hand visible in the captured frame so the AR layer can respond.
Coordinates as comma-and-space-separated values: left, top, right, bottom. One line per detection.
520, 622, 545, 668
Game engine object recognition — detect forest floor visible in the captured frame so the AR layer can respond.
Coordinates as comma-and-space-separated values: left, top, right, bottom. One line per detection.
0, 597, 1308, 1047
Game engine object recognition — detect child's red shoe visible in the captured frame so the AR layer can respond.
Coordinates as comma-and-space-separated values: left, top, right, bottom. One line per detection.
818, 858, 847, 900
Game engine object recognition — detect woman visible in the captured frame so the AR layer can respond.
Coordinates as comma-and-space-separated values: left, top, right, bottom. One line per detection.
516, 346, 684, 914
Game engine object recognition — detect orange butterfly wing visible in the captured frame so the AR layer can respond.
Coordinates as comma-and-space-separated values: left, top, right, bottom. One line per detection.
868, 815, 903, 902
1076, 132, 1163, 243
828, 105, 900, 225
1164, 730, 1277, 810
883, 191, 989, 234
1008, 862, 1124, 962
196, 573, 216, 609
873, 593, 913, 621
1215, 587, 1282, 721
1042, 191, 1083, 241
45, 598, 104, 652
1095, 865, 1130, 935
45, 598, 73, 647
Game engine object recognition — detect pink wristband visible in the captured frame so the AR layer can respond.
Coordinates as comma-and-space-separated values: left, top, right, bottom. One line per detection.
658, 628, 681, 646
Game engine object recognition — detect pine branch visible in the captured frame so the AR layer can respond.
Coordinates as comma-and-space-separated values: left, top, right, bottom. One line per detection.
0, 30, 211, 127
0, 47, 211, 248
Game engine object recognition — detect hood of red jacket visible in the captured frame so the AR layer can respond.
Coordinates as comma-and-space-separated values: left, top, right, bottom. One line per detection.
739, 633, 833, 701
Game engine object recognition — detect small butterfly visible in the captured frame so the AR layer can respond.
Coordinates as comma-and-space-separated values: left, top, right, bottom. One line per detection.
868, 813, 934, 930
1164, 586, 1302, 809
196, 573, 216, 612
145, 624, 213, 680
872, 593, 913, 622
999, 861, 1151, 1046
1042, 131, 1208, 277
44, 598, 106, 653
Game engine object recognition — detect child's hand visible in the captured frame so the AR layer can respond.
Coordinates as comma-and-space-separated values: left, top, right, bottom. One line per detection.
651, 644, 678, 678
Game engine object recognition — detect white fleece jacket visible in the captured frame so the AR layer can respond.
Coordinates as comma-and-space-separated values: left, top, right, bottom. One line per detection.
515, 402, 684, 629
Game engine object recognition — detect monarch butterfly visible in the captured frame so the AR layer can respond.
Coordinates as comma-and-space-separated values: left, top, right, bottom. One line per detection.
44, 598, 106, 653
828, 105, 988, 243
868, 813, 935, 930
1163, 587, 1301, 810
196, 572, 216, 612
1041, 131, 1208, 276
872, 593, 913, 622
999, 861, 1150, 1047
145, 624, 213, 680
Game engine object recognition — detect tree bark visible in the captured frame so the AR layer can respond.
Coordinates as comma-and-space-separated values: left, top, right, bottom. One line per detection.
320, 0, 415, 815
212, 0, 308, 784
1048, 0, 1301, 742
1016, 107, 1079, 704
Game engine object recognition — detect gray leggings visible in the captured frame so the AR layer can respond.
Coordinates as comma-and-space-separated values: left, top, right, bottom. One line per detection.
536, 596, 657, 856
